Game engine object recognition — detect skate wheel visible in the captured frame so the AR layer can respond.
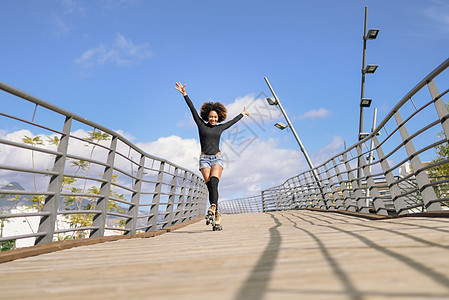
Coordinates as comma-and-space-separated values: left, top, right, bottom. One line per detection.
206, 220, 210, 225
212, 226, 216, 231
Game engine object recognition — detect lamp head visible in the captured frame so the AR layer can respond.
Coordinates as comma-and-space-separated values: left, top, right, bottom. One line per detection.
366, 29, 379, 40
359, 132, 370, 140
364, 65, 378, 74
266, 97, 278, 106
274, 122, 288, 130
360, 98, 372, 108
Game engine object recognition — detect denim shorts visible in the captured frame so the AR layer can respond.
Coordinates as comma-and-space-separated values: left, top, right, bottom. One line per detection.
199, 154, 224, 170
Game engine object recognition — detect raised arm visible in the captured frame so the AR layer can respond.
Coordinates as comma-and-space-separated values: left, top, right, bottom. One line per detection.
220, 106, 250, 130
175, 81, 202, 125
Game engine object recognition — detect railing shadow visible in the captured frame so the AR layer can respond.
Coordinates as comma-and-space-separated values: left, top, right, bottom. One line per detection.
282, 211, 363, 300
235, 212, 282, 300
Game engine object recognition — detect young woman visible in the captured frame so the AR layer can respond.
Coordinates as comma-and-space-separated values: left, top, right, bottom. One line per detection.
175, 82, 250, 230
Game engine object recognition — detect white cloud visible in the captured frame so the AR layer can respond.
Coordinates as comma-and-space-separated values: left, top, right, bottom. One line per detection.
0, 128, 349, 203
424, 0, 449, 31
101, 0, 140, 10
296, 108, 330, 120
225, 94, 282, 126
47, 14, 70, 36
114, 129, 135, 142
312, 135, 344, 165
75, 33, 152, 68
62, 0, 86, 15
177, 94, 283, 129
137, 136, 201, 172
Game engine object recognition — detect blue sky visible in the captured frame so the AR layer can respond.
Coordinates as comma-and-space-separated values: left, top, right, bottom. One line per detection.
1, 0, 449, 199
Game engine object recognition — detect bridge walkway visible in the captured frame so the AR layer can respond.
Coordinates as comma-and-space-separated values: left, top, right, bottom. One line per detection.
1, 210, 449, 299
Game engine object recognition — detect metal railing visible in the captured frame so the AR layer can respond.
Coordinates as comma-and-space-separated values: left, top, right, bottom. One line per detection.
223, 58, 449, 216
0, 82, 207, 247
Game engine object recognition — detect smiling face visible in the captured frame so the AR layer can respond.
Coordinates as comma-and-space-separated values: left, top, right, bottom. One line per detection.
208, 110, 219, 125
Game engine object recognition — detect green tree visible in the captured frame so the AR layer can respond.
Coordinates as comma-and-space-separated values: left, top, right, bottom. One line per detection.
22, 135, 44, 191
81, 129, 111, 194
429, 103, 449, 203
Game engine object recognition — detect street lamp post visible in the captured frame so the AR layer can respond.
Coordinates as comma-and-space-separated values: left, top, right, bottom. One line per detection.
264, 77, 324, 197
358, 6, 379, 141
358, 6, 379, 198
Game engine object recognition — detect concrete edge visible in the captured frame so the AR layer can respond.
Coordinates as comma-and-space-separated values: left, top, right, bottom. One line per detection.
0, 216, 204, 264
304, 208, 449, 220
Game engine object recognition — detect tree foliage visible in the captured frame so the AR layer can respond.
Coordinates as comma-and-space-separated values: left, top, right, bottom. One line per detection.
3, 129, 127, 246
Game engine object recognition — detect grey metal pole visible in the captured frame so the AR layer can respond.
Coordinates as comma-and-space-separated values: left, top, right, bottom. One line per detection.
264, 77, 323, 194
359, 6, 368, 141
366, 107, 378, 207
358, 6, 369, 187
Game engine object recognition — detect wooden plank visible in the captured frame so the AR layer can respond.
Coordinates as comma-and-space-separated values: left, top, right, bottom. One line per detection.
0, 210, 448, 299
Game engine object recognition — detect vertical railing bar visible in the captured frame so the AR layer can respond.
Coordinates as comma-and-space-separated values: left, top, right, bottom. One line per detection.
32, 103, 38, 122
163, 167, 178, 228
90, 135, 117, 238
343, 152, 359, 212
394, 111, 441, 211
332, 158, 345, 210
324, 163, 337, 210
35, 116, 72, 245
373, 135, 407, 215
174, 171, 188, 225
356, 144, 387, 214
428, 80, 449, 140
126, 154, 145, 234
147, 161, 165, 231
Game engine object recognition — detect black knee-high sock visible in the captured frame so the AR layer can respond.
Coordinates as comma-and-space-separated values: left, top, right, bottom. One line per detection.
209, 176, 219, 208
206, 180, 213, 206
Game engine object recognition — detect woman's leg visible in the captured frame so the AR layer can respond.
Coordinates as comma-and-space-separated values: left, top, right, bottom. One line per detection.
200, 168, 214, 207
200, 167, 211, 182
210, 164, 223, 180
208, 164, 223, 209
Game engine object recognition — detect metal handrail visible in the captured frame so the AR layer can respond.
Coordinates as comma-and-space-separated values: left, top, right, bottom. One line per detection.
224, 57, 449, 215
0, 80, 207, 249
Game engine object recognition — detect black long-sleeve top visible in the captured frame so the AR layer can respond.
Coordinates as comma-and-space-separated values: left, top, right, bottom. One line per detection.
184, 95, 243, 155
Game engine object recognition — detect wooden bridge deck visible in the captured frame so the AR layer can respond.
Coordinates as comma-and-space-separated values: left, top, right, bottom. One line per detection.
1, 210, 449, 300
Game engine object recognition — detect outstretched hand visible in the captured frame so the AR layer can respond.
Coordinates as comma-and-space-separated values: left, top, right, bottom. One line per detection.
242, 106, 250, 117
175, 82, 187, 96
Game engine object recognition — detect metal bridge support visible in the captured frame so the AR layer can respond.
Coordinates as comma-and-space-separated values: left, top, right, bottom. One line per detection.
91, 135, 117, 238
35, 116, 72, 245
395, 111, 441, 212
163, 168, 178, 228
356, 143, 388, 215
428, 80, 449, 138
126, 154, 145, 235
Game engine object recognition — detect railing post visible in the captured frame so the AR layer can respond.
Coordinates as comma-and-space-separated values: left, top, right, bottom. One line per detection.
173, 171, 188, 225
147, 161, 165, 231
428, 80, 449, 138
323, 164, 336, 210
261, 190, 267, 212
372, 135, 406, 215
191, 176, 202, 219
300, 174, 310, 208
395, 111, 441, 211
342, 152, 360, 212
163, 168, 178, 228
183, 173, 195, 220
315, 170, 327, 209
355, 144, 370, 213
356, 143, 388, 215
331, 158, 347, 210
126, 154, 145, 235
187, 176, 199, 220
91, 135, 117, 237
35, 116, 72, 245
